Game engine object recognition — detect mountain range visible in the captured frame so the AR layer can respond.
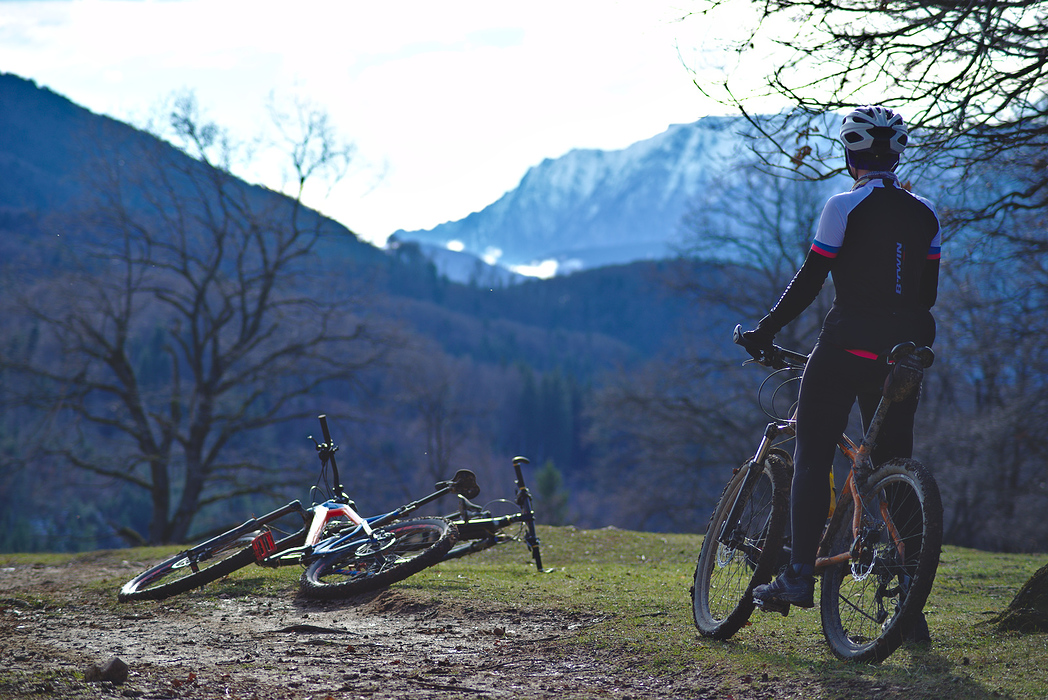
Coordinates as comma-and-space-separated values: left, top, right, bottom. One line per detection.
0, 72, 706, 372
393, 117, 747, 276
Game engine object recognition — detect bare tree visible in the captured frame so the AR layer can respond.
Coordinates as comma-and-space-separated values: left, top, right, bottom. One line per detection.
921, 211, 1048, 552
685, 0, 1048, 218
580, 155, 837, 531
584, 344, 752, 532
1, 95, 383, 544
676, 158, 837, 349
388, 345, 476, 488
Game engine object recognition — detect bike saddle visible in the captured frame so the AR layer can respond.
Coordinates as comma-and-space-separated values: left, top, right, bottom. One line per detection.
447, 469, 481, 500
886, 341, 934, 368
883, 342, 935, 401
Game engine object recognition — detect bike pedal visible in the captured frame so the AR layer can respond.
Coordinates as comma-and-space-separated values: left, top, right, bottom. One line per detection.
754, 597, 791, 617
252, 531, 276, 563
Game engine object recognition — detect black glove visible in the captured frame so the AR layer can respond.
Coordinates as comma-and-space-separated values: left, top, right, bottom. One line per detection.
739, 326, 775, 362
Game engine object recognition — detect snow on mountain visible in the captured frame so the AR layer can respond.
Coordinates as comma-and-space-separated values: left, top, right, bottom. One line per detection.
391, 116, 746, 277
385, 235, 525, 287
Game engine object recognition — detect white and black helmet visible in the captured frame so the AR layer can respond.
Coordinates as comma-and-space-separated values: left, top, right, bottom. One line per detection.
840, 106, 908, 155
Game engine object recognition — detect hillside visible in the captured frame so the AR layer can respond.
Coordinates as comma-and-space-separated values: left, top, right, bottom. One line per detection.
0, 72, 695, 370
0, 73, 722, 553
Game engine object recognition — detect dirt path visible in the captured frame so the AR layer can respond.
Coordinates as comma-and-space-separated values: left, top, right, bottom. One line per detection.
0, 553, 702, 700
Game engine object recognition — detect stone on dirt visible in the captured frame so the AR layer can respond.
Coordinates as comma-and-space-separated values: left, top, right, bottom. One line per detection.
83, 656, 129, 684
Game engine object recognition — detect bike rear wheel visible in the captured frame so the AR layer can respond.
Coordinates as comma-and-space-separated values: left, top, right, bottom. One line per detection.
692, 452, 791, 639
119, 534, 259, 602
819, 458, 942, 663
299, 517, 457, 599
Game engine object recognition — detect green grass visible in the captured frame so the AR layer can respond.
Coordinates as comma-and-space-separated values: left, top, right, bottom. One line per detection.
5, 526, 1047, 698
397, 526, 1048, 699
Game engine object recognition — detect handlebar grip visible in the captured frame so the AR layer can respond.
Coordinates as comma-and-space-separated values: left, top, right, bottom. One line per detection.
319, 414, 332, 444
732, 323, 800, 370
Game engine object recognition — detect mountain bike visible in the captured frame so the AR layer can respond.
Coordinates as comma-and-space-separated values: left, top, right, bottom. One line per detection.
119, 415, 474, 602
443, 455, 545, 571
690, 327, 942, 663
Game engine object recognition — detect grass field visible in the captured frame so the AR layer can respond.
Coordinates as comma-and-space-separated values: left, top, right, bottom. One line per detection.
392, 526, 1048, 699
5, 525, 1047, 698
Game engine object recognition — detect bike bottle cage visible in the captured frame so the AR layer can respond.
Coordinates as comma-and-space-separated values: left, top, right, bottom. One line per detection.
883, 342, 935, 402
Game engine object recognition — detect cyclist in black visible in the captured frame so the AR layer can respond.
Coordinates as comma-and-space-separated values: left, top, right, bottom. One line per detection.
739, 106, 941, 637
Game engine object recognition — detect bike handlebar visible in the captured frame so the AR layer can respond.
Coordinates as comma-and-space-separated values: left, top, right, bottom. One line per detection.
732, 325, 934, 373
732, 324, 809, 370
319, 414, 333, 445
315, 414, 349, 503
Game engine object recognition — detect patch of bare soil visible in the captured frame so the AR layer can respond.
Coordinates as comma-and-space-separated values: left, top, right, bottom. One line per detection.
0, 553, 724, 700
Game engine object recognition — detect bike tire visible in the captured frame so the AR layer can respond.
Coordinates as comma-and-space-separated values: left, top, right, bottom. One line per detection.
299, 517, 457, 599
692, 452, 791, 639
819, 458, 942, 663
118, 534, 259, 602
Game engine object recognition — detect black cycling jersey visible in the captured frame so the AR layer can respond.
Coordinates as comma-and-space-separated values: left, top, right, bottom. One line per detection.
759, 172, 941, 356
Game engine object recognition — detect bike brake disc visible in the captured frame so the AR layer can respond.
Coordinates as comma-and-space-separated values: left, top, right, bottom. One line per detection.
354, 530, 397, 558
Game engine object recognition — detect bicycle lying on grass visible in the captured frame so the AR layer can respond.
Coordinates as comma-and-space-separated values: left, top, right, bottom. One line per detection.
691, 327, 942, 663
120, 415, 541, 602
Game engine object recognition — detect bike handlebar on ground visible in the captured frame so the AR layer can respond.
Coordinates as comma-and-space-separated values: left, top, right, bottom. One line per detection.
314, 414, 349, 503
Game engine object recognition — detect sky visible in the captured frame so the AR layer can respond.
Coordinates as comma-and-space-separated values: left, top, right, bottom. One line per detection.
0, 0, 723, 246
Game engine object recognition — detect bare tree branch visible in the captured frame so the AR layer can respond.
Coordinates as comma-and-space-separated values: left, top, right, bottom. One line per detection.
685, 0, 1048, 218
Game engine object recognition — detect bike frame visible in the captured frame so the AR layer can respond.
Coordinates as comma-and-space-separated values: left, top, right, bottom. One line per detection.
226, 415, 480, 570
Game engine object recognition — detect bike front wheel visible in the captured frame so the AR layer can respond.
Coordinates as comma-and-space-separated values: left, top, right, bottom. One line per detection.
299, 517, 457, 599
692, 452, 791, 639
819, 458, 942, 663
119, 534, 259, 602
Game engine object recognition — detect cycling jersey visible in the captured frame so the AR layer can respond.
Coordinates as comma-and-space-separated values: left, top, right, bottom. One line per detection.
758, 172, 941, 356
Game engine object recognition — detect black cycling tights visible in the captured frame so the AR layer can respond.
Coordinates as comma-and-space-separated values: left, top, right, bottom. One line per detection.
789, 342, 920, 570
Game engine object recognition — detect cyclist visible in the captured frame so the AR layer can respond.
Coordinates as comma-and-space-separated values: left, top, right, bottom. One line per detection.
739, 106, 940, 639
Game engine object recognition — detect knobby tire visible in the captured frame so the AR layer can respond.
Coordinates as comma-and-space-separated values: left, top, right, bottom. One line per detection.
692, 452, 791, 640
118, 533, 260, 602
818, 458, 942, 663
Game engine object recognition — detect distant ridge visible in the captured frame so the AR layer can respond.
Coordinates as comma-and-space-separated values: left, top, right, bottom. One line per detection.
392, 117, 746, 273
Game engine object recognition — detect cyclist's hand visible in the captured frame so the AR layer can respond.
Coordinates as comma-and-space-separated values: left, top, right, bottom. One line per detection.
738, 326, 775, 362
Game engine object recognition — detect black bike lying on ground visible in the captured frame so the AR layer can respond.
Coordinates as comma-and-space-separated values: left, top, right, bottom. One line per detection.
444, 455, 544, 572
